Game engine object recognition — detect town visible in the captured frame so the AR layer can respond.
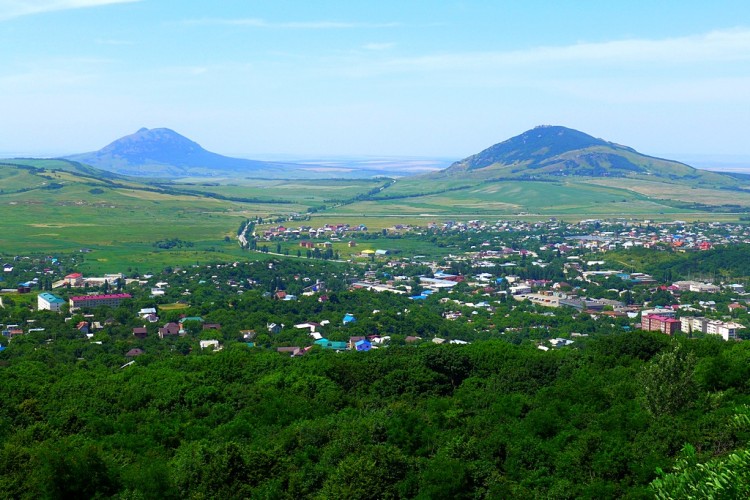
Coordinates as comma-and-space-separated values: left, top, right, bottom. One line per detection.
3, 217, 750, 358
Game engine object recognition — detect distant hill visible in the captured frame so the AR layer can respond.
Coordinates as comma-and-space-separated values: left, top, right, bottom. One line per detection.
438, 125, 733, 186
63, 128, 370, 179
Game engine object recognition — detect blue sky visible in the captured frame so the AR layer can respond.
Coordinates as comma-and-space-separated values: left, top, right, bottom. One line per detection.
2, 0, 750, 162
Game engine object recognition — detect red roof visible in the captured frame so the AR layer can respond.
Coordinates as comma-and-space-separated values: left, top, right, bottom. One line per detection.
65, 273, 83, 279
70, 293, 132, 301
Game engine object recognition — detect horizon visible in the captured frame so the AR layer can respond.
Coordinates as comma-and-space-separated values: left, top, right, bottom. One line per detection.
2, 1, 750, 158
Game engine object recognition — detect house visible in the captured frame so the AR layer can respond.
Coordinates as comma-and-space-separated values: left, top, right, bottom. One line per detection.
549, 338, 575, 348
295, 322, 321, 332
267, 322, 282, 334
728, 303, 747, 313
158, 322, 181, 338
343, 313, 356, 325
5, 327, 24, 338
132, 327, 148, 339
179, 316, 203, 325
405, 336, 422, 343
64, 273, 84, 286
76, 321, 89, 335
240, 330, 256, 341
202, 323, 221, 331
315, 339, 348, 351
138, 307, 157, 318
277, 346, 301, 356
199, 340, 222, 351
348, 336, 366, 349
274, 291, 287, 300
355, 339, 372, 351
38, 292, 65, 312
3, 264, 13, 272
125, 348, 144, 358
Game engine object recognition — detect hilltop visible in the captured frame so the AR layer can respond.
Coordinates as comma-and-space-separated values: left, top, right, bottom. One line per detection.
63, 127, 316, 179
438, 125, 734, 186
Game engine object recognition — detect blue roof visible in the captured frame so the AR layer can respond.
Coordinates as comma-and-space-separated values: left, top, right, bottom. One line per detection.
343, 313, 356, 324
355, 339, 372, 351
0, 345, 6, 352
410, 295, 427, 300
315, 339, 348, 350
39, 292, 65, 304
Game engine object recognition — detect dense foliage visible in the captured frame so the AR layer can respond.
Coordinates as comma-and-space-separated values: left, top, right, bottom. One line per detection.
2, 332, 750, 498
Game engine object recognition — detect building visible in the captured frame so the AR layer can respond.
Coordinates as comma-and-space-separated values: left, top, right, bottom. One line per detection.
69, 293, 132, 310
706, 320, 744, 341
642, 314, 681, 335
38, 292, 65, 312
63, 273, 84, 286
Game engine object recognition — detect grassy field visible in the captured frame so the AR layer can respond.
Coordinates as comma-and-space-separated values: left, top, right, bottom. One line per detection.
332, 179, 691, 217
0, 163, 293, 272
2, 160, 747, 273
164, 178, 387, 208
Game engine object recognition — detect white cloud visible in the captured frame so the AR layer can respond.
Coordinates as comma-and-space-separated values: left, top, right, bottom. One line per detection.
345, 28, 750, 76
0, 0, 140, 21
183, 17, 400, 29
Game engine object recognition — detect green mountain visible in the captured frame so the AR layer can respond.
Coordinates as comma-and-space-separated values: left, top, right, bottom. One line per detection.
439, 125, 733, 185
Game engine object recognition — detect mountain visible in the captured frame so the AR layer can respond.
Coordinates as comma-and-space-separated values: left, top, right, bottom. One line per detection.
64, 128, 330, 179
438, 125, 731, 185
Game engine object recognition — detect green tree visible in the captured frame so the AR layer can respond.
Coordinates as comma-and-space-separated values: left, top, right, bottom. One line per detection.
638, 342, 697, 418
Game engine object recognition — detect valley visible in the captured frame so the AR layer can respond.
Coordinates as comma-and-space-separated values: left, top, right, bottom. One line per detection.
3, 126, 750, 498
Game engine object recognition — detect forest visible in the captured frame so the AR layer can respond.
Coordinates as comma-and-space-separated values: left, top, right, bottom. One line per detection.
2, 330, 750, 498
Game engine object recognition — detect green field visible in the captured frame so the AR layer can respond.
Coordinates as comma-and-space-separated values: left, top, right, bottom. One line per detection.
166, 178, 388, 207
2, 159, 748, 272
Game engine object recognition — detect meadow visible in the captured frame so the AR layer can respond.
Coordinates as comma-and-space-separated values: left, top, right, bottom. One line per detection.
2, 159, 747, 273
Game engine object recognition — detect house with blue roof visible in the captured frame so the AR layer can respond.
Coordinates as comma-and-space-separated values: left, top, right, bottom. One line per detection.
314, 339, 348, 351
343, 313, 356, 325
355, 339, 372, 351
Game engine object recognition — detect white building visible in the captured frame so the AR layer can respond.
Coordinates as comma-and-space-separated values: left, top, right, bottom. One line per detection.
38, 292, 65, 312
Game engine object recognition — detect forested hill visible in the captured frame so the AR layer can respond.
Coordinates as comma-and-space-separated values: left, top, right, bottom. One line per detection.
1, 332, 749, 497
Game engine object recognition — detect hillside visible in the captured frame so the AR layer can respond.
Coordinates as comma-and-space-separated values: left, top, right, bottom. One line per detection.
63, 128, 382, 179
438, 125, 735, 186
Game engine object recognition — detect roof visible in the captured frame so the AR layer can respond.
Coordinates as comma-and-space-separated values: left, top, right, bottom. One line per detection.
179, 316, 203, 323
69, 293, 132, 301
39, 292, 65, 304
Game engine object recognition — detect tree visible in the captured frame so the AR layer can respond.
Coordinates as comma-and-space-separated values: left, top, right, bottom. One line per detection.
638, 342, 697, 418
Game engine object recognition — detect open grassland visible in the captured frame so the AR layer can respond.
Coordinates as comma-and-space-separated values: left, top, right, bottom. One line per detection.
165, 178, 386, 207
0, 165, 51, 191
334, 180, 692, 217
581, 178, 750, 207
0, 163, 299, 272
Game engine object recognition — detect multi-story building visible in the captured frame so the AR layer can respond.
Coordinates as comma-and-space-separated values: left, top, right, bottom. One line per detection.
38, 292, 65, 312
69, 293, 132, 310
642, 314, 681, 335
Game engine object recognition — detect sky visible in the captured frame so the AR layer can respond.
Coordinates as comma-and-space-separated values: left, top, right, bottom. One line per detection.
1, 0, 750, 163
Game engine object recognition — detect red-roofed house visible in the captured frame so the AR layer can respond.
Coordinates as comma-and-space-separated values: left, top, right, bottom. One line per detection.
64, 273, 84, 286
